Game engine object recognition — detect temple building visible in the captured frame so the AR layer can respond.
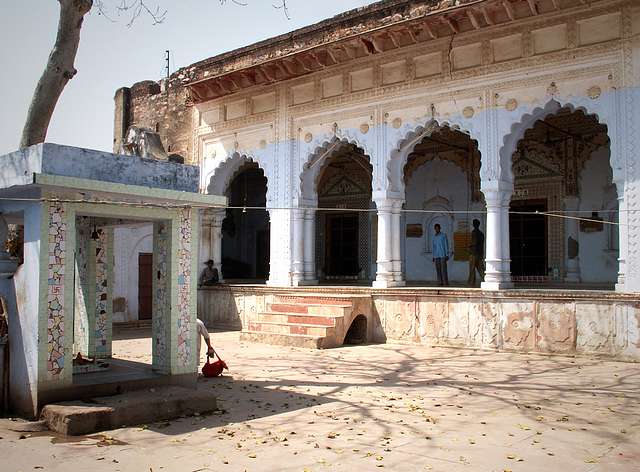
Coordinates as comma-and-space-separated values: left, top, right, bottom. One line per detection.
114, 0, 640, 360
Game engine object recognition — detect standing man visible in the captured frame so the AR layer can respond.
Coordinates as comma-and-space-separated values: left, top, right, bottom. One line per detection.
467, 219, 485, 286
432, 223, 450, 286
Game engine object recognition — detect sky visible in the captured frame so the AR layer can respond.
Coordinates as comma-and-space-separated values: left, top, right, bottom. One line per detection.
0, 0, 377, 156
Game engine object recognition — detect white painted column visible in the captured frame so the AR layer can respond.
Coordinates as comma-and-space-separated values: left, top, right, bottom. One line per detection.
563, 196, 581, 283
199, 211, 212, 265
615, 181, 627, 291
211, 210, 225, 282
481, 182, 513, 290
303, 208, 318, 283
373, 200, 395, 288
391, 201, 405, 285
291, 208, 305, 285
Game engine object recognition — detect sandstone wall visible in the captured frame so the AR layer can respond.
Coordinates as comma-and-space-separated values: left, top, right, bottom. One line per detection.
198, 286, 640, 361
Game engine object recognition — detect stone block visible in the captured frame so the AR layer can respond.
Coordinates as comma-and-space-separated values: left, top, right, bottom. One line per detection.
417, 299, 448, 344
383, 297, 416, 340
480, 302, 500, 348
537, 302, 576, 353
576, 303, 614, 355
447, 301, 470, 346
501, 302, 536, 351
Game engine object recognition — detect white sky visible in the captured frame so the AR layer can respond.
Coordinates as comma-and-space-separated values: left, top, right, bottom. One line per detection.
0, 0, 376, 156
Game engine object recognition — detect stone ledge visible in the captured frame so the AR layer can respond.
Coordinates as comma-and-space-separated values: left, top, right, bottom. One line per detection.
41, 385, 217, 436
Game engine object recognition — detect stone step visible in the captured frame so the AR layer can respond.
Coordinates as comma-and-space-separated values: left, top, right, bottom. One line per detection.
240, 330, 335, 349
41, 385, 217, 436
247, 321, 334, 337
257, 312, 338, 326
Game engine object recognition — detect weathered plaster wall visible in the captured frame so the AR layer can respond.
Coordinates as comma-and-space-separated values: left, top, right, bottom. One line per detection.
0, 202, 42, 417
578, 148, 619, 283
0, 143, 199, 192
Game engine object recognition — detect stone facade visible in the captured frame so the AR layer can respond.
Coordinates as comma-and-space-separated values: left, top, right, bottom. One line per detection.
117, 0, 640, 294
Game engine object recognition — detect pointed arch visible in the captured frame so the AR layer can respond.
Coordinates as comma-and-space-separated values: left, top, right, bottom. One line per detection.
388, 119, 480, 195
206, 152, 270, 203
499, 99, 613, 184
299, 136, 371, 203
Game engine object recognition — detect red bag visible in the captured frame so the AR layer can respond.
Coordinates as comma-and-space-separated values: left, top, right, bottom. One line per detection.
202, 350, 228, 378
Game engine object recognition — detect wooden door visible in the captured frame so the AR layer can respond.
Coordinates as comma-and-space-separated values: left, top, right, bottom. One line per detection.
326, 213, 359, 277
509, 200, 547, 276
138, 253, 153, 320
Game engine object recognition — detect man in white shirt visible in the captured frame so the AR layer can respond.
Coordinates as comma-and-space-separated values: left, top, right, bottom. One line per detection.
196, 318, 215, 363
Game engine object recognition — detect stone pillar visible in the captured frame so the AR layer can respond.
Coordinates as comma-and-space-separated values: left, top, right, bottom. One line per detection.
93, 227, 114, 359
152, 221, 171, 374
563, 196, 581, 283
373, 200, 395, 288
481, 182, 513, 290
615, 181, 627, 291
391, 201, 405, 285
291, 209, 305, 285
210, 210, 225, 282
303, 208, 318, 283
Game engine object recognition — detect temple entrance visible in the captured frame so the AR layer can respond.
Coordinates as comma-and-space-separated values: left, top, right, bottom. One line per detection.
326, 213, 359, 277
510, 108, 616, 287
316, 143, 372, 282
509, 200, 547, 277
221, 163, 270, 282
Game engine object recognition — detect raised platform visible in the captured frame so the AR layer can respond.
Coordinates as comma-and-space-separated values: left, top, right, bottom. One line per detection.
198, 284, 640, 361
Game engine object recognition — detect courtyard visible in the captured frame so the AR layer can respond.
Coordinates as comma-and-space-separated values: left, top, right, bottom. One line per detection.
1, 329, 638, 472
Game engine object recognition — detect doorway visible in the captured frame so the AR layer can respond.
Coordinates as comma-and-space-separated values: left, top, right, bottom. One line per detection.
509, 200, 547, 277
138, 253, 153, 320
326, 213, 359, 277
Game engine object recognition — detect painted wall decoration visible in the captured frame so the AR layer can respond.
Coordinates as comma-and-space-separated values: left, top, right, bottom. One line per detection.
176, 208, 193, 368
46, 203, 67, 378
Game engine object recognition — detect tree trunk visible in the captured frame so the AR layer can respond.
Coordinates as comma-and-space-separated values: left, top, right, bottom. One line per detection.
20, 0, 93, 149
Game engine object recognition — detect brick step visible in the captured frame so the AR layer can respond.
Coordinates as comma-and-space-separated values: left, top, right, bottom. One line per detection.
258, 312, 338, 326
267, 303, 351, 316
240, 330, 327, 349
247, 321, 334, 337
274, 295, 354, 306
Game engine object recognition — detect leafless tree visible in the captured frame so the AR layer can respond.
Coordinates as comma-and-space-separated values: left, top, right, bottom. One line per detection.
20, 0, 289, 149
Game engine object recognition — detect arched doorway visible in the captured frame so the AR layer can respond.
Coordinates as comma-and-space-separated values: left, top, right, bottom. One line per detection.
510, 108, 616, 287
402, 126, 483, 284
221, 163, 270, 282
316, 143, 373, 282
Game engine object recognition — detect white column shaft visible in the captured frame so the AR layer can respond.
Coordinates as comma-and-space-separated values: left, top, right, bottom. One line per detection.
303, 209, 317, 282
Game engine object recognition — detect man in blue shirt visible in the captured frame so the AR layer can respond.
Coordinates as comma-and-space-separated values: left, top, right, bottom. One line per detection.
432, 224, 449, 286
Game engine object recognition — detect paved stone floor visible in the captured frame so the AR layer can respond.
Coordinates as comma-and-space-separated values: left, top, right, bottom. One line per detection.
2, 329, 639, 471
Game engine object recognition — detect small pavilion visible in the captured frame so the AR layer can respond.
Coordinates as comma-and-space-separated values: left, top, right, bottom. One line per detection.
0, 143, 225, 418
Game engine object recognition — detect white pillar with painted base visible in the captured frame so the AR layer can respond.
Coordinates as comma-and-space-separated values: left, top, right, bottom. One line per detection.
303, 208, 318, 284
373, 199, 395, 288
391, 201, 405, 286
210, 209, 225, 283
615, 180, 627, 292
481, 181, 513, 290
291, 208, 305, 286
563, 196, 581, 283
